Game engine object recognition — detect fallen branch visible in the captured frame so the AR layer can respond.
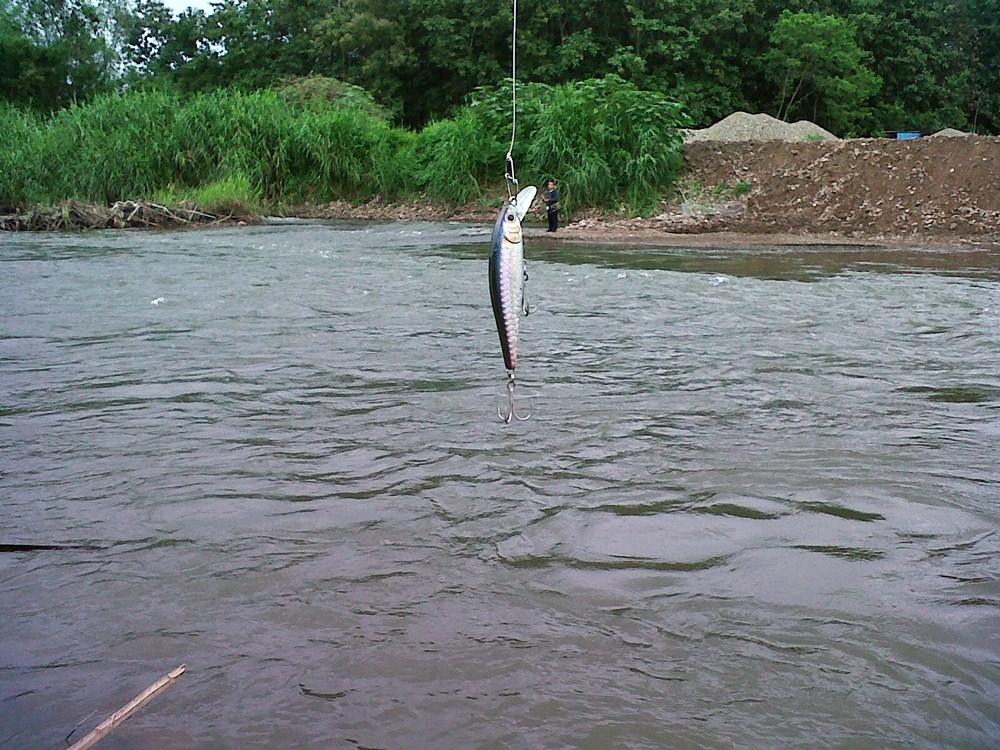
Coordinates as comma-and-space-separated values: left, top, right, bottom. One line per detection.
2, 200, 254, 232
67, 664, 186, 750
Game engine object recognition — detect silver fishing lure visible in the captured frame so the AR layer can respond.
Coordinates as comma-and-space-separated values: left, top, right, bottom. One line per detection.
489, 186, 536, 422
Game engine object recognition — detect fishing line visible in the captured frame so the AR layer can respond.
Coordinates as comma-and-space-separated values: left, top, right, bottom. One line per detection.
504, 0, 518, 199
491, 0, 535, 424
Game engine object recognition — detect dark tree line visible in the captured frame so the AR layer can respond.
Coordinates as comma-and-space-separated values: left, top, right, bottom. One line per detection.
2, 0, 998, 134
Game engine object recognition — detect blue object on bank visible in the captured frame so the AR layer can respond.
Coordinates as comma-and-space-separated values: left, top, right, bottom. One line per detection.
896, 131, 922, 140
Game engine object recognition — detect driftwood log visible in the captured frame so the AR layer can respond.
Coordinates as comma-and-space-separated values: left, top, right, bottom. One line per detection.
66, 664, 187, 750
1, 200, 244, 231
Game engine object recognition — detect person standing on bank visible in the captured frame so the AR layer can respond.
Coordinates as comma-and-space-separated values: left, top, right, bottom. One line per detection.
542, 179, 560, 232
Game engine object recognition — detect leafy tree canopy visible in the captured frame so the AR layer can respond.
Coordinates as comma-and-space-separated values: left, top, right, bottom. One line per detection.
1, 0, 997, 133
766, 11, 881, 135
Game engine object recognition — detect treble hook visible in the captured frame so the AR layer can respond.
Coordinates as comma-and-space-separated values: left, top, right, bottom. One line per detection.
522, 261, 534, 316
498, 372, 530, 423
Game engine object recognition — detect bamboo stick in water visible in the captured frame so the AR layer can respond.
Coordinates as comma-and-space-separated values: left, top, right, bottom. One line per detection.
67, 664, 187, 750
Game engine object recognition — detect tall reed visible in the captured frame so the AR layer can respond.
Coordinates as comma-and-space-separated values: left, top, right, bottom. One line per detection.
1, 76, 686, 214
0, 103, 39, 208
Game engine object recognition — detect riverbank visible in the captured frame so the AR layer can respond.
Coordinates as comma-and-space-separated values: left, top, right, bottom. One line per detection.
681, 136, 1000, 240
294, 202, 999, 251
6, 200, 994, 252
526, 227, 999, 250
0, 200, 253, 232
4, 136, 997, 247
294, 135, 1000, 249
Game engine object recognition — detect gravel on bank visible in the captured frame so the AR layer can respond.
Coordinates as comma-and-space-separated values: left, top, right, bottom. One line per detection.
685, 112, 838, 143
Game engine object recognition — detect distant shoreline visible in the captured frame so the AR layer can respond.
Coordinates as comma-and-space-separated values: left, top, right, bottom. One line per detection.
290, 200, 1000, 251
4, 200, 998, 253
283, 134, 1000, 251
526, 227, 1000, 251
5, 136, 998, 250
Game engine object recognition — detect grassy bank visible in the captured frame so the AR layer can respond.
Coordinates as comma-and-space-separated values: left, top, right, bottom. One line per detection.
0, 76, 686, 218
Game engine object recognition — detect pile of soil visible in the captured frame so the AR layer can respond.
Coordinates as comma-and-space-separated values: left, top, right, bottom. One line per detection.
685, 112, 837, 143
930, 128, 971, 138
682, 136, 1000, 238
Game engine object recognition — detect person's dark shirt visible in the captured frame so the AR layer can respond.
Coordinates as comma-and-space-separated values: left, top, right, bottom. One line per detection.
543, 187, 560, 210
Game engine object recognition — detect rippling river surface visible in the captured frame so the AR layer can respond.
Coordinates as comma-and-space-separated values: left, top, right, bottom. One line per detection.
2, 222, 999, 749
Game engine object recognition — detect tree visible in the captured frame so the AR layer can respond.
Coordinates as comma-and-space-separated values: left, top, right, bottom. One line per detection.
766, 10, 881, 134
855, 0, 978, 132
967, 0, 1000, 133
0, 0, 117, 108
609, 0, 756, 125
6, 0, 995, 134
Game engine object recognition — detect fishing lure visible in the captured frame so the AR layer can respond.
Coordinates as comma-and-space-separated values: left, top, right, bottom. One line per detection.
490, 186, 536, 423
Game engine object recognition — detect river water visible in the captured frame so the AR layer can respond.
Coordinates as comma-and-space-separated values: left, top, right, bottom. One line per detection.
1, 222, 998, 749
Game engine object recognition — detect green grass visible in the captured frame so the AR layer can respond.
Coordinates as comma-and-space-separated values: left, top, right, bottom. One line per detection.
414, 110, 503, 203
1, 76, 688, 215
0, 102, 39, 209
677, 177, 753, 202
151, 173, 262, 216
469, 76, 688, 212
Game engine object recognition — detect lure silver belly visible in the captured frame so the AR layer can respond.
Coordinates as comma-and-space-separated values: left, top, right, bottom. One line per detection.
489, 200, 524, 372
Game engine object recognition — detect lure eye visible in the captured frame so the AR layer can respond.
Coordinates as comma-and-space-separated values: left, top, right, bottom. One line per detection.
507, 213, 515, 221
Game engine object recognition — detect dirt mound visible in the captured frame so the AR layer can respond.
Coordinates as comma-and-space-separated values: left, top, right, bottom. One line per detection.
683, 136, 1000, 238
685, 112, 837, 143
930, 128, 971, 138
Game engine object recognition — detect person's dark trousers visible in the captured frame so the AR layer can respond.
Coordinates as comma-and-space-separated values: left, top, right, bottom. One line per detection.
547, 209, 559, 232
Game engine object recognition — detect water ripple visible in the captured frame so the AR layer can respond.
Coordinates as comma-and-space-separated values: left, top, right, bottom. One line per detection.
1, 225, 998, 749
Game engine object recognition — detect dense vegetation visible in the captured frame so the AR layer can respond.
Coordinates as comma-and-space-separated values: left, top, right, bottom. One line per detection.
0, 77, 685, 211
3, 0, 996, 134
1, 0, 997, 212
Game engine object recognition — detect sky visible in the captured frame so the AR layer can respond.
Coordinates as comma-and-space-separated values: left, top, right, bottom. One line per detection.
162, 0, 215, 13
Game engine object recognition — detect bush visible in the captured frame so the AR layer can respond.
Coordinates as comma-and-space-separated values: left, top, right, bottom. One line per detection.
414, 110, 504, 202
2, 89, 407, 207
152, 173, 262, 215
277, 75, 391, 121
526, 76, 686, 212
0, 103, 38, 208
1, 77, 687, 213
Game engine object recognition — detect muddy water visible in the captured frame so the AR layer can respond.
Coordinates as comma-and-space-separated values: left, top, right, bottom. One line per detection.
1, 222, 998, 749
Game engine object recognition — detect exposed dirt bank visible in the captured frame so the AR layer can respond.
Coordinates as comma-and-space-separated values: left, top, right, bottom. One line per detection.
680, 136, 1000, 239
